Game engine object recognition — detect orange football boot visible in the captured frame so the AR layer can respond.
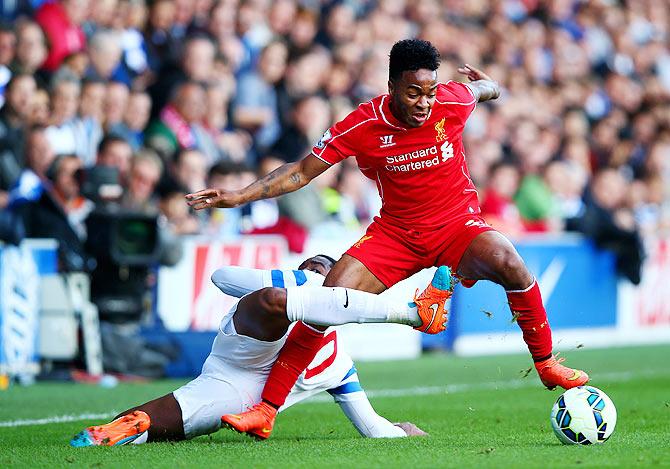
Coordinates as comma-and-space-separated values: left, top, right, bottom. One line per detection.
70, 410, 150, 447
412, 266, 453, 334
221, 402, 277, 440
535, 355, 589, 390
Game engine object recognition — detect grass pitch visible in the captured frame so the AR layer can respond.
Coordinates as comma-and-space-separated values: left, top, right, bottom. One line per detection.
1, 345, 669, 468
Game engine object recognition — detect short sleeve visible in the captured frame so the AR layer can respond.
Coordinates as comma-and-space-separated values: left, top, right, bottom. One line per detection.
437, 81, 477, 125
311, 103, 373, 165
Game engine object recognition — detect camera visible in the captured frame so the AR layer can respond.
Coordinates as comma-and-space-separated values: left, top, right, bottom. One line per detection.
81, 166, 162, 322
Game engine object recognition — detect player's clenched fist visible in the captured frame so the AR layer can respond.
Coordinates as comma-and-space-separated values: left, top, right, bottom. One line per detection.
185, 188, 241, 210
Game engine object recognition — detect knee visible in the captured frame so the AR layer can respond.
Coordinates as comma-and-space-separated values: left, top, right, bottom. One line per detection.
257, 287, 287, 316
492, 248, 532, 290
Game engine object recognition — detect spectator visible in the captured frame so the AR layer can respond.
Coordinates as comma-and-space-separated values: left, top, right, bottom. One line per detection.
109, 90, 152, 151
79, 78, 106, 124
29, 87, 50, 125
276, 49, 329, 126
85, 30, 127, 84
54, 50, 89, 80
287, 7, 319, 56
84, 0, 119, 35
569, 167, 644, 285
0, 23, 16, 102
8, 125, 56, 208
0, 1, 32, 21
95, 134, 133, 185
12, 19, 48, 80
35, 0, 88, 72
122, 148, 162, 212
232, 40, 287, 158
148, 34, 216, 118
76, 78, 106, 163
117, 0, 150, 84
270, 94, 331, 163
480, 161, 525, 238
204, 80, 252, 163
0, 73, 36, 200
18, 153, 94, 272
171, 148, 207, 194
144, 0, 178, 75
103, 81, 130, 131
145, 80, 218, 164
543, 159, 588, 223
45, 74, 80, 156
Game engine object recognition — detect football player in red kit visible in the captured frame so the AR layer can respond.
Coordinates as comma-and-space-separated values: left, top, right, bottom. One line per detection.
187, 39, 588, 439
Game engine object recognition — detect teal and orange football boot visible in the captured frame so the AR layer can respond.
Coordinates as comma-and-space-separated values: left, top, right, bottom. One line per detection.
412, 266, 454, 334
70, 410, 150, 447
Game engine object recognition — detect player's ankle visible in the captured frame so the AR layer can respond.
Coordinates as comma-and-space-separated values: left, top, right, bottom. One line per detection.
262, 399, 280, 410
533, 353, 553, 363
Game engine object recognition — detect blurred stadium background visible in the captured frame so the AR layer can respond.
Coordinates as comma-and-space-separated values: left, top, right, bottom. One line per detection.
0, 0, 669, 389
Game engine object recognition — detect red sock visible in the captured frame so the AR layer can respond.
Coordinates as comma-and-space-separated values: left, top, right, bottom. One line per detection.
261, 321, 324, 408
506, 281, 553, 361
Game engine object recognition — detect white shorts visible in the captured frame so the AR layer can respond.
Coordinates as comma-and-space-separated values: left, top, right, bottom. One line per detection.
173, 304, 354, 439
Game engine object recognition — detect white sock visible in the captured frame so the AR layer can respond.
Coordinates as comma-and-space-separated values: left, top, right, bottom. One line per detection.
285, 287, 420, 327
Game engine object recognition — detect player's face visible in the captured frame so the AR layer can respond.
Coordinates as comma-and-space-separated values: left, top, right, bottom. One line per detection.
389, 69, 438, 128
298, 256, 333, 276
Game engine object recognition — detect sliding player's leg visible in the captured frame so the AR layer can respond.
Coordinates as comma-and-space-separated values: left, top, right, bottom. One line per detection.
69, 374, 254, 447
456, 230, 588, 389
70, 393, 185, 447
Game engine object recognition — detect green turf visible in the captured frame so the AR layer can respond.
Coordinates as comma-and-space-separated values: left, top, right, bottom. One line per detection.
1, 345, 669, 468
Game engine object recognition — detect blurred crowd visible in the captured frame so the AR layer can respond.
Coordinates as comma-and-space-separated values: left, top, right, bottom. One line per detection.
0, 0, 669, 283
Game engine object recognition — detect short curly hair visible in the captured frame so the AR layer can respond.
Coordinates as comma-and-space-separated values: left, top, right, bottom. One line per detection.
389, 39, 441, 81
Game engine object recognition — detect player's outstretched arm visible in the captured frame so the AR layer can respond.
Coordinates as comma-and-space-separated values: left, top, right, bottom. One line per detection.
457, 63, 500, 103
212, 266, 322, 298
185, 153, 330, 210
211, 266, 268, 298
328, 373, 428, 438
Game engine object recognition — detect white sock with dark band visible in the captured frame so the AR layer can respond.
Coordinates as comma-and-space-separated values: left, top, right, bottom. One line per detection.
285, 287, 420, 327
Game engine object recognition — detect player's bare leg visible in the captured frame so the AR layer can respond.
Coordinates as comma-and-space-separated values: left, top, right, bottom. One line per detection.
457, 231, 589, 390
322, 254, 388, 292
70, 394, 184, 446
116, 393, 186, 441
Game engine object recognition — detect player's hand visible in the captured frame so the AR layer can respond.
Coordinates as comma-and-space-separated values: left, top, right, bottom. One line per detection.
185, 188, 241, 210
457, 63, 493, 82
394, 422, 429, 437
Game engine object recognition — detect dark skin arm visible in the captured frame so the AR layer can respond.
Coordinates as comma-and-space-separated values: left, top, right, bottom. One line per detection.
457, 64, 500, 103
185, 153, 331, 210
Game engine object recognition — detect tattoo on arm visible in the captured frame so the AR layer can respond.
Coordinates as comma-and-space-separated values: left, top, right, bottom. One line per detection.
241, 162, 307, 203
289, 173, 301, 185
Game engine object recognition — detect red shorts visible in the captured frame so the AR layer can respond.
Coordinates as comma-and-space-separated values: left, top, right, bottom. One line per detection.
345, 215, 495, 288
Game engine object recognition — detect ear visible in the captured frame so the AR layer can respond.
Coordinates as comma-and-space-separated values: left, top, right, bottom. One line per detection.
388, 79, 394, 95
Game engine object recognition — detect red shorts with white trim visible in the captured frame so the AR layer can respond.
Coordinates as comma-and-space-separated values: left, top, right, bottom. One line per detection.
345, 215, 495, 288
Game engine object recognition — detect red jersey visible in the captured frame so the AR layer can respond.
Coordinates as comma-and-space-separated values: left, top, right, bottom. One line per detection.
312, 81, 479, 229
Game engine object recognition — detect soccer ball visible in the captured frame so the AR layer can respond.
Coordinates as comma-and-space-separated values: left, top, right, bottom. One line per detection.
550, 386, 617, 445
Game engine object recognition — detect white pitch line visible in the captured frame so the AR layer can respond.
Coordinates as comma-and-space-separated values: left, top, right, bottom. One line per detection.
0, 412, 118, 428
0, 368, 666, 428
